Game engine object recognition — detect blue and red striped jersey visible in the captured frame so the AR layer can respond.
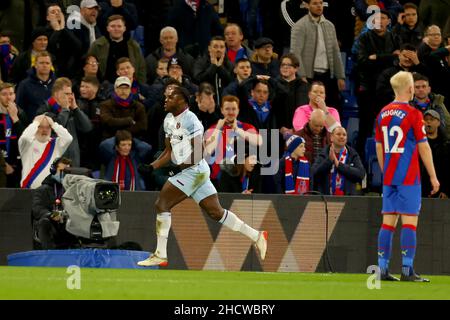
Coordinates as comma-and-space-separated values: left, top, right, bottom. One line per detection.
375, 102, 427, 186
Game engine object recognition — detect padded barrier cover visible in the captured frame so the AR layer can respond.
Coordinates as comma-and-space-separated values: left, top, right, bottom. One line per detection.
7, 249, 156, 269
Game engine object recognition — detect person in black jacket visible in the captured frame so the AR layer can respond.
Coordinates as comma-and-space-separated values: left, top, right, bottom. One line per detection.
392, 2, 424, 48
312, 126, 365, 195
167, 0, 223, 58
193, 36, 234, 106
31, 157, 78, 249
420, 109, 450, 198
376, 43, 428, 110
15, 51, 56, 120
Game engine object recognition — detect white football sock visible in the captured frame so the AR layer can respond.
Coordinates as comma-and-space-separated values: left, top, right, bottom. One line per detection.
219, 209, 259, 242
155, 212, 171, 258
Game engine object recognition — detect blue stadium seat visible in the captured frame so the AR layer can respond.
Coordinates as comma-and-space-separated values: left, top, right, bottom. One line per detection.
346, 117, 359, 148
365, 138, 383, 189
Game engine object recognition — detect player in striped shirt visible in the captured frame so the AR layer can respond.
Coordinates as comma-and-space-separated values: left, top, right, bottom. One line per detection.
375, 71, 439, 282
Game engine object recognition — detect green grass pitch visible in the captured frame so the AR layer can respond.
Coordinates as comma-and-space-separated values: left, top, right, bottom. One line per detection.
1, 266, 450, 300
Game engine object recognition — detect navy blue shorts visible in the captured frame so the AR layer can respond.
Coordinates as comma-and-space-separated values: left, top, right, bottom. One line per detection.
382, 185, 421, 215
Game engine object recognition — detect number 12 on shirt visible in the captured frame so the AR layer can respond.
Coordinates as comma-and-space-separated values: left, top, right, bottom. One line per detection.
381, 125, 405, 154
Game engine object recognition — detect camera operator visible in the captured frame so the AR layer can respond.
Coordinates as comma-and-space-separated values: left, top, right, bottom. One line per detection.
31, 157, 78, 250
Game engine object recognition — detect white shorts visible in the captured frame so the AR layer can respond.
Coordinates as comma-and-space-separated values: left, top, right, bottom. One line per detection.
168, 159, 217, 203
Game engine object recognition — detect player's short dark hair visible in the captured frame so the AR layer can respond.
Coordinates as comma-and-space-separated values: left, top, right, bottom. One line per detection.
171, 86, 190, 103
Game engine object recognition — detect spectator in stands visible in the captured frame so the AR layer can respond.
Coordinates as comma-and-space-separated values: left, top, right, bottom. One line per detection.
411, 73, 450, 137
19, 114, 72, 189
97, 0, 139, 36
292, 81, 340, 132
45, 4, 82, 79
0, 31, 19, 83
189, 82, 221, 132
277, 53, 310, 131
418, 25, 450, 102
0, 152, 5, 188
77, 76, 105, 172
419, 0, 450, 30
36, 77, 92, 167
99, 129, 151, 191
376, 43, 428, 109
311, 126, 365, 195
294, 109, 331, 167
218, 151, 261, 194
222, 58, 253, 97
0, 82, 28, 187
224, 23, 253, 65
290, 0, 346, 111
155, 59, 168, 82
392, 2, 424, 48
88, 14, 146, 84
250, 37, 280, 79
31, 157, 78, 249
205, 95, 262, 185
421, 109, 450, 198
237, 78, 280, 133
73, 55, 109, 100
69, 0, 102, 59
145, 26, 195, 85
167, 0, 223, 58
0, 0, 40, 52
353, 0, 403, 37
147, 57, 198, 111
274, 135, 310, 195
193, 36, 234, 106
115, 57, 151, 102
10, 27, 50, 84
15, 51, 56, 120
356, 9, 400, 157
100, 76, 147, 139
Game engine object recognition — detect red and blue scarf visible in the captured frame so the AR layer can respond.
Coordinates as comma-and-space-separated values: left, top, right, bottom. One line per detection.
48, 97, 62, 114
248, 98, 271, 124
21, 138, 56, 189
330, 147, 348, 196
285, 155, 310, 195
113, 155, 136, 191
0, 113, 16, 160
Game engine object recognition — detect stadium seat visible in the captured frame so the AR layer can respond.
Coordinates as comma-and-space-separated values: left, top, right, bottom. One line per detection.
346, 117, 359, 148
365, 138, 383, 190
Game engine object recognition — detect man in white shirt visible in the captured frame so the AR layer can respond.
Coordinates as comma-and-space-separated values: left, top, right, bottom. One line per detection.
137, 86, 267, 267
19, 114, 72, 189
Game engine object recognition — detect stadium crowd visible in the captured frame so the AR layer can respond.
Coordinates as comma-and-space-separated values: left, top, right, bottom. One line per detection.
0, 0, 449, 198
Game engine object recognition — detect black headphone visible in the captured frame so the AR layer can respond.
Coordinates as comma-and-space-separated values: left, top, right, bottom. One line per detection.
50, 157, 61, 175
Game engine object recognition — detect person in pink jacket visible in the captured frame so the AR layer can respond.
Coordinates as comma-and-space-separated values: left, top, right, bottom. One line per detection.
292, 81, 341, 132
